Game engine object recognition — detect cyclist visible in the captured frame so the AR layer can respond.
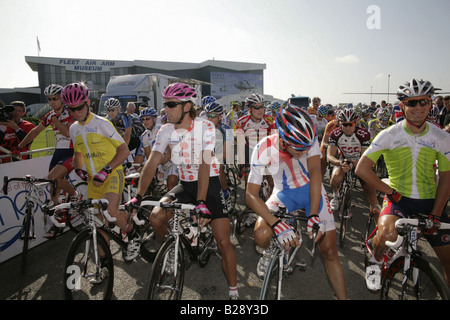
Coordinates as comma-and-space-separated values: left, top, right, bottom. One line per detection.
205, 101, 234, 210
368, 108, 395, 141
356, 79, 450, 290
17, 84, 79, 237
226, 101, 241, 133
63, 82, 136, 262
427, 105, 443, 129
236, 93, 275, 180
266, 102, 282, 118
327, 107, 380, 215
104, 98, 132, 146
358, 106, 372, 130
307, 96, 321, 116
126, 82, 239, 299
320, 111, 341, 179
139, 107, 178, 192
246, 105, 347, 300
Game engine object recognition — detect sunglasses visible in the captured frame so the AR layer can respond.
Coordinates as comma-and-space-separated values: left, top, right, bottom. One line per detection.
141, 116, 153, 121
68, 103, 86, 112
404, 99, 431, 108
164, 101, 185, 109
342, 122, 356, 127
47, 97, 60, 102
251, 106, 264, 110
106, 108, 118, 112
206, 113, 220, 119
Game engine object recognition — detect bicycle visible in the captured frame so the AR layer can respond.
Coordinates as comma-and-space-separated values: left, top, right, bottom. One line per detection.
259, 207, 319, 300
144, 200, 219, 300
2, 175, 87, 273
362, 214, 450, 300
335, 162, 357, 248
57, 197, 159, 300
3, 175, 56, 274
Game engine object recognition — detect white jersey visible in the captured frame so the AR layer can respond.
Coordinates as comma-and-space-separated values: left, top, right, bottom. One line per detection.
141, 124, 162, 149
248, 134, 321, 189
152, 117, 220, 181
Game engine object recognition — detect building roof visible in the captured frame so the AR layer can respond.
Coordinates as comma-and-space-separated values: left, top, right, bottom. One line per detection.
25, 56, 266, 72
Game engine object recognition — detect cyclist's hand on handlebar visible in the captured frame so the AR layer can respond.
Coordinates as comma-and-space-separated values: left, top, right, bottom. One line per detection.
125, 194, 142, 213
387, 188, 402, 203
424, 214, 441, 235
307, 215, 325, 242
340, 159, 353, 173
195, 200, 211, 228
271, 220, 300, 248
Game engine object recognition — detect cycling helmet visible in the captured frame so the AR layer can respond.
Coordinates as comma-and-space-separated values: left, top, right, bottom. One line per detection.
397, 79, 434, 101
104, 98, 121, 109
268, 102, 282, 112
378, 108, 391, 121
140, 107, 158, 118
245, 93, 265, 107
276, 105, 316, 151
317, 105, 328, 117
44, 84, 63, 96
61, 82, 89, 106
162, 82, 198, 102
428, 105, 439, 119
204, 101, 224, 114
201, 96, 216, 107
338, 107, 358, 123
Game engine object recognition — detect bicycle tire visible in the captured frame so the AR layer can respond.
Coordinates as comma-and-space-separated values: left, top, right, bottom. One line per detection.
235, 208, 254, 235
66, 181, 88, 233
259, 247, 282, 300
226, 167, 238, 215
20, 205, 33, 274
380, 255, 450, 300
63, 229, 114, 300
338, 185, 350, 249
146, 235, 185, 300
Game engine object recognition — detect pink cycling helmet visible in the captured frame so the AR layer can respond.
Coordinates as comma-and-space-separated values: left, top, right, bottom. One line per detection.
61, 82, 89, 106
162, 82, 198, 102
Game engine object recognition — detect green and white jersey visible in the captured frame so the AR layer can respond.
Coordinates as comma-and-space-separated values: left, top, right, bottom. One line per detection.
363, 120, 450, 199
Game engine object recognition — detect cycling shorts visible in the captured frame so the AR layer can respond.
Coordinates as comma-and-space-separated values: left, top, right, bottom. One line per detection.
49, 148, 74, 173
87, 168, 125, 200
164, 176, 228, 221
381, 196, 450, 247
266, 184, 335, 232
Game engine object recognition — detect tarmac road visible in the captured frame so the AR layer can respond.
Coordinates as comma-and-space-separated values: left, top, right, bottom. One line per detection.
0, 177, 445, 302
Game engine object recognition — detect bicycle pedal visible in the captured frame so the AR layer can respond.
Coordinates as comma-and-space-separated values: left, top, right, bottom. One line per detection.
296, 259, 307, 271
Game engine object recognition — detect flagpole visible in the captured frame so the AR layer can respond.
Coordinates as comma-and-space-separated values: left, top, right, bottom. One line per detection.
36, 36, 41, 57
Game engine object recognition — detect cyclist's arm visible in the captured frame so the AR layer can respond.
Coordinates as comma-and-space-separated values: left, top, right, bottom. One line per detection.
123, 127, 131, 145
136, 149, 163, 197
17, 123, 45, 149
246, 182, 278, 227
51, 116, 72, 138
431, 170, 450, 217
307, 154, 322, 216
327, 145, 341, 166
107, 143, 130, 171
73, 151, 85, 172
355, 155, 392, 195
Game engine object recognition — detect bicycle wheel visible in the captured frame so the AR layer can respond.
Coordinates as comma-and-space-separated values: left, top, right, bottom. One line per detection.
64, 229, 114, 300
338, 185, 350, 249
67, 182, 88, 233
381, 255, 450, 300
236, 208, 255, 235
137, 197, 162, 263
259, 247, 282, 300
146, 235, 185, 300
20, 206, 33, 274
225, 167, 238, 215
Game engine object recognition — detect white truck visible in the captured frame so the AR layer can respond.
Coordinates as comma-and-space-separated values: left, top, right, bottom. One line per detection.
98, 73, 208, 115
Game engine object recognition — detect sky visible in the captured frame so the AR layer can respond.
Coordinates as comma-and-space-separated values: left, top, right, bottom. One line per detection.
1, 0, 449, 105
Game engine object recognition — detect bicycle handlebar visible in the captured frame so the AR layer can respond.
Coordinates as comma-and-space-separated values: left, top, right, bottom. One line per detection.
141, 200, 196, 211
3, 175, 58, 196
385, 217, 450, 248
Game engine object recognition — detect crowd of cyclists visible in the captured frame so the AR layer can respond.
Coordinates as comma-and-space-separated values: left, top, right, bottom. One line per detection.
1, 77, 449, 300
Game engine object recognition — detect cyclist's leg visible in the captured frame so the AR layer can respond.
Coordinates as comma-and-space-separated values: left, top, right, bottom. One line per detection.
360, 178, 379, 213
314, 184, 347, 299
372, 199, 401, 260
329, 165, 344, 209
211, 217, 237, 287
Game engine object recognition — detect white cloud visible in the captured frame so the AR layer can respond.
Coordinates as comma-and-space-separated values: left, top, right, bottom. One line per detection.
335, 54, 360, 64
375, 72, 387, 80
